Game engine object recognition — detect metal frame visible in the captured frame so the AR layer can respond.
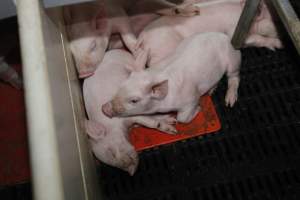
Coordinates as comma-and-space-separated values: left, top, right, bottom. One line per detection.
231, 0, 261, 49
231, 0, 300, 55
15, 0, 102, 199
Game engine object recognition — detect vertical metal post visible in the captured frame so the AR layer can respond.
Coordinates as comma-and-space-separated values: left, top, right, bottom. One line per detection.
15, 0, 65, 199
15, 0, 103, 199
269, 0, 300, 55
231, 0, 261, 49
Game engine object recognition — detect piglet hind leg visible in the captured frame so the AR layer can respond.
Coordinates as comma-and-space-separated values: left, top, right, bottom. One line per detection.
225, 76, 240, 107
115, 16, 139, 55
128, 116, 178, 135
125, 151, 139, 176
225, 53, 241, 107
245, 34, 283, 51
118, 147, 139, 176
177, 103, 200, 124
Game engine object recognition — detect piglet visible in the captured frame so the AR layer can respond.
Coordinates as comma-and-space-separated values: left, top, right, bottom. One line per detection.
84, 49, 177, 175
64, 0, 201, 78
137, 0, 282, 66
64, 0, 137, 78
103, 32, 241, 123
108, 0, 201, 50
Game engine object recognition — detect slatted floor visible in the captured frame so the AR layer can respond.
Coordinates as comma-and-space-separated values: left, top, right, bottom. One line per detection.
98, 47, 300, 200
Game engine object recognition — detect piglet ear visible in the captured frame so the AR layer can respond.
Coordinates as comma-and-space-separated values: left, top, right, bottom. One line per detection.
125, 48, 149, 72
151, 80, 169, 100
85, 119, 106, 140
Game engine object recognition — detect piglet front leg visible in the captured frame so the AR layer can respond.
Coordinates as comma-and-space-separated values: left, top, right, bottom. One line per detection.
111, 13, 139, 55
224, 50, 241, 107
225, 74, 240, 107
245, 34, 283, 51
126, 116, 178, 135
151, 114, 177, 125
177, 104, 200, 123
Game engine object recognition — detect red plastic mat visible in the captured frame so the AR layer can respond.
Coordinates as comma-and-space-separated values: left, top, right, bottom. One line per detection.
130, 95, 221, 151
0, 65, 30, 186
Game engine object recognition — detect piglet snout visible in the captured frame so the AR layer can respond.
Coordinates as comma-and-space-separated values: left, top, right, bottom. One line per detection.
78, 63, 97, 79
102, 102, 114, 118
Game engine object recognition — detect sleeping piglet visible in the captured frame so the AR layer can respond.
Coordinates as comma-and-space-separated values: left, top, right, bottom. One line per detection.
84, 49, 177, 175
64, 0, 139, 78
102, 32, 241, 123
64, 0, 201, 78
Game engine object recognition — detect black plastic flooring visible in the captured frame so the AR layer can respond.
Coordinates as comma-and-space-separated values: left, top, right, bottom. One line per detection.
98, 46, 300, 200
0, 183, 31, 200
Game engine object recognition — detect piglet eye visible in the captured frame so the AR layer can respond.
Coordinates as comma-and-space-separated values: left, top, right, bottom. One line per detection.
130, 99, 140, 104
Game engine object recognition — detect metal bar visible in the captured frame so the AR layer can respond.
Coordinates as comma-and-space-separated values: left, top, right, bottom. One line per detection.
15, 0, 65, 199
16, 0, 103, 199
231, 0, 262, 49
269, 0, 300, 55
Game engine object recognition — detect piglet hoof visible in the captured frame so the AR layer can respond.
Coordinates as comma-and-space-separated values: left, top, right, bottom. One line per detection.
273, 39, 284, 50
263, 39, 284, 51
132, 48, 149, 71
157, 122, 178, 135
163, 115, 177, 125
127, 164, 137, 176
225, 91, 238, 108
208, 86, 217, 95
134, 36, 144, 52
125, 151, 138, 176
266, 46, 275, 51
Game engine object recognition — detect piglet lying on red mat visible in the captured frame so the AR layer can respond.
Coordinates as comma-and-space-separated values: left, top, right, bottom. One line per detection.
103, 32, 241, 123
84, 49, 177, 175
